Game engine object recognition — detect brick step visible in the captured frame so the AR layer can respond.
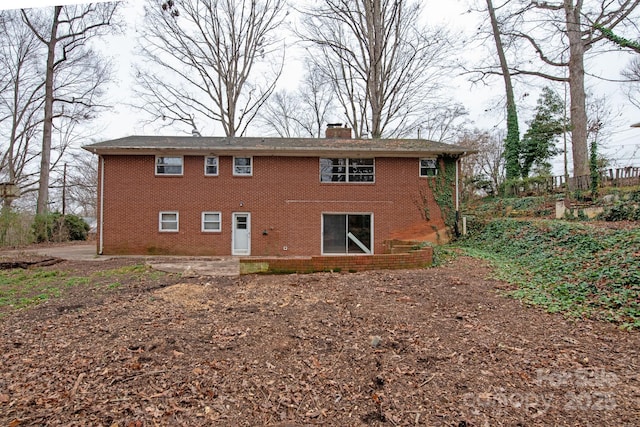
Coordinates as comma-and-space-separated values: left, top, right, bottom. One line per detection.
390, 245, 417, 254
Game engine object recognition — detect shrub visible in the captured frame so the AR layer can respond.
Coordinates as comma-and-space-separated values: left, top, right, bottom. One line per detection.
0, 209, 34, 247
598, 203, 640, 222
64, 214, 90, 240
32, 212, 89, 243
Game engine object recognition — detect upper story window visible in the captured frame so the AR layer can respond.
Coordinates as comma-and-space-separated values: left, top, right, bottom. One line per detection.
233, 156, 252, 176
205, 156, 219, 176
420, 158, 438, 177
320, 158, 375, 182
156, 156, 183, 175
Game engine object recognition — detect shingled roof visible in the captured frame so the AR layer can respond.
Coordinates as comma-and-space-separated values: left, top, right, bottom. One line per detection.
83, 135, 472, 158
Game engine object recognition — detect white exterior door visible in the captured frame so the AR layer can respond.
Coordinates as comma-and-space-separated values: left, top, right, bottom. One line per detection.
232, 213, 251, 255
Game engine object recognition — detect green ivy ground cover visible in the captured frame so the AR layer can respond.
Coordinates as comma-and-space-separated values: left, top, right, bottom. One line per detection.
458, 219, 640, 330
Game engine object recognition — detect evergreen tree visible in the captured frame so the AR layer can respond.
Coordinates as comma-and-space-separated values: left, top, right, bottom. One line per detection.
520, 87, 566, 178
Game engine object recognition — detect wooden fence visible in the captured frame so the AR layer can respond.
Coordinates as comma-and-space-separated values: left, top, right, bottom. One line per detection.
506, 166, 640, 196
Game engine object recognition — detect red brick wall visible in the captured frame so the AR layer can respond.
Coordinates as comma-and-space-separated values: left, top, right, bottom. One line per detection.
241, 248, 433, 273
325, 127, 353, 138
98, 154, 450, 255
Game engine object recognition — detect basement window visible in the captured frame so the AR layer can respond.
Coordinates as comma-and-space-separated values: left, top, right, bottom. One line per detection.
419, 158, 438, 177
202, 212, 222, 232
320, 158, 375, 182
322, 213, 372, 255
233, 156, 252, 176
159, 211, 179, 232
156, 156, 183, 175
204, 156, 218, 176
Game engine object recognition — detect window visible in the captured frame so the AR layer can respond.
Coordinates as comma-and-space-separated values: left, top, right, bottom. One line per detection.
320, 158, 374, 182
202, 212, 221, 232
322, 214, 372, 254
204, 156, 218, 176
159, 211, 179, 232
420, 158, 438, 177
156, 156, 183, 175
233, 156, 252, 176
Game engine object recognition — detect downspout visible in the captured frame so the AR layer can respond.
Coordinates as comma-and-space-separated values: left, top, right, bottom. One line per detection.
455, 157, 461, 237
99, 155, 104, 255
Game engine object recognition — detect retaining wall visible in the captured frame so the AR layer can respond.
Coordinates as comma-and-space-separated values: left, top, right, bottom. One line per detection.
239, 248, 433, 274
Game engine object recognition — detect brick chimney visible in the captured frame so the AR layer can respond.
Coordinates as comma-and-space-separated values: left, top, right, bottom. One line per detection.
325, 123, 352, 139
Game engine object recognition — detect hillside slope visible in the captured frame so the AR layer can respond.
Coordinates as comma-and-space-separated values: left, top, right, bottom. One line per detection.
458, 218, 639, 329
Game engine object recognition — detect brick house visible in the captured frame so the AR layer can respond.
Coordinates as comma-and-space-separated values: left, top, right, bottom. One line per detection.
83, 126, 470, 257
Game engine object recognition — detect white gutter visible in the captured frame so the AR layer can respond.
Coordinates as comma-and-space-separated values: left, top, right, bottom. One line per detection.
99, 155, 104, 255
455, 157, 461, 236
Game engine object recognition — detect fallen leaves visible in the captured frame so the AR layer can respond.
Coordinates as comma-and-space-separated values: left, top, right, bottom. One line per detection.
0, 257, 637, 425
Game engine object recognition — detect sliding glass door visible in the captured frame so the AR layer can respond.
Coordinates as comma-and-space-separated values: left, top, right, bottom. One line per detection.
322, 214, 372, 254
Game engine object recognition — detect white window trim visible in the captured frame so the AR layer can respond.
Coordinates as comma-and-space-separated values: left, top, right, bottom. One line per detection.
204, 156, 219, 176
319, 158, 375, 183
233, 156, 253, 176
155, 155, 184, 176
419, 158, 438, 177
201, 211, 222, 232
159, 211, 179, 232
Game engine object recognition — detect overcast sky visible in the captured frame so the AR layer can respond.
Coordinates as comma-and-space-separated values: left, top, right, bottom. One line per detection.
5, 0, 640, 173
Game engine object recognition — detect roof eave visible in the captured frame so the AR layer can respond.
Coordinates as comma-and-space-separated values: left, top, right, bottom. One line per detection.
82, 145, 471, 158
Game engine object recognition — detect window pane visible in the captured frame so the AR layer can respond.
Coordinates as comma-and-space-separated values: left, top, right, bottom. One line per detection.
347, 214, 371, 253
236, 216, 247, 229
163, 157, 182, 165
205, 157, 218, 175
420, 158, 438, 176
234, 157, 252, 175
323, 214, 347, 253
349, 159, 374, 182
202, 212, 220, 231
160, 212, 178, 231
156, 157, 183, 175
320, 158, 346, 182
162, 213, 177, 222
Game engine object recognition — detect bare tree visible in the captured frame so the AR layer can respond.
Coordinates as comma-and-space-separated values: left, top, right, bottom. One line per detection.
258, 63, 337, 138
135, 0, 286, 137
296, 63, 338, 138
414, 103, 469, 143
596, 25, 640, 108
64, 150, 98, 217
0, 10, 45, 209
486, 0, 520, 180
300, 0, 454, 138
475, 0, 640, 177
621, 55, 640, 109
458, 128, 506, 196
257, 90, 306, 137
21, 3, 119, 214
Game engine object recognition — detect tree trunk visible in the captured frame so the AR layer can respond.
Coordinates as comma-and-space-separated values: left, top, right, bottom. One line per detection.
564, 0, 589, 177
36, 6, 61, 215
486, 0, 520, 180
366, 0, 383, 138
6, 68, 19, 211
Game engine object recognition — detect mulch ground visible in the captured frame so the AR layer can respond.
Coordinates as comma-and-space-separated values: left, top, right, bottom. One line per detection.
0, 256, 638, 426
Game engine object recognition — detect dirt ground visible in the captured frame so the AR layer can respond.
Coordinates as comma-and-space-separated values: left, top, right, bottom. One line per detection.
0, 255, 638, 426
